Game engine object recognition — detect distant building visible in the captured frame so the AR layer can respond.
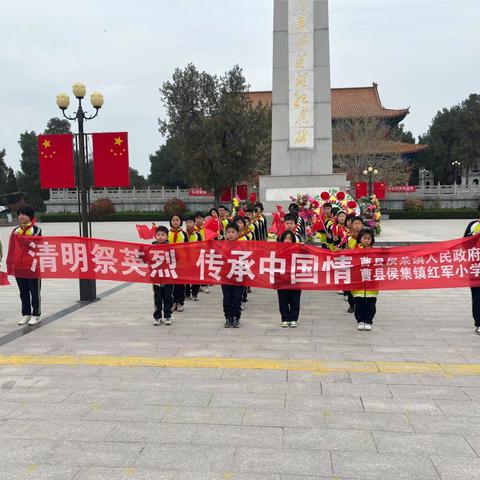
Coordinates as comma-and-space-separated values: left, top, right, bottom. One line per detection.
247, 82, 428, 159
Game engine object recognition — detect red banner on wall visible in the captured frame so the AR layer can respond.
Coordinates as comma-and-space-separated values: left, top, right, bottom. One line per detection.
6, 235, 480, 291
388, 186, 417, 193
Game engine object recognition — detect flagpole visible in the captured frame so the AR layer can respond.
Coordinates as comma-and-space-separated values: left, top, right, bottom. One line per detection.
56, 83, 104, 303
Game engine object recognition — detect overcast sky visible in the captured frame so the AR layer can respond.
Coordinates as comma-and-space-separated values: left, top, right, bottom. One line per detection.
1, 0, 479, 177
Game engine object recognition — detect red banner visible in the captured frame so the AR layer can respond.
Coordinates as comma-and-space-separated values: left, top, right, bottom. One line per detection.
38, 134, 75, 189
5, 235, 480, 291
355, 182, 368, 198
388, 186, 417, 192
188, 188, 213, 197
92, 132, 130, 187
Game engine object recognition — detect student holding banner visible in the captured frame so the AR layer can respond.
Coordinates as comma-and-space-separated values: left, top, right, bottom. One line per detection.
464, 210, 480, 335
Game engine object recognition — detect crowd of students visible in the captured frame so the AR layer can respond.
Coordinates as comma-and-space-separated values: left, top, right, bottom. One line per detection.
2, 202, 480, 336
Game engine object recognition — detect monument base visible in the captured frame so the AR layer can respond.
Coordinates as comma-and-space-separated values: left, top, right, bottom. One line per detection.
259, 173, 348, 212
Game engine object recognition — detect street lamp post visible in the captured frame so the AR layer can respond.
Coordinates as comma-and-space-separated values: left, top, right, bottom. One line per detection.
362, 166, 378, 197
56, 83, 104, 302
451, 161, 461, 185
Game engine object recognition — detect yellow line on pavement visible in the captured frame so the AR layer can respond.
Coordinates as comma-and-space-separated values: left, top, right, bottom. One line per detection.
1, 354, 480, 376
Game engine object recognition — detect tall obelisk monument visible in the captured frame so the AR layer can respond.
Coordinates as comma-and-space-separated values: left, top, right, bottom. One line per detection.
259, 0, 346, 207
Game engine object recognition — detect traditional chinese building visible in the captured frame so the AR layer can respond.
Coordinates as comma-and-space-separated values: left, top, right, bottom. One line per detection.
247, 82, 428, 158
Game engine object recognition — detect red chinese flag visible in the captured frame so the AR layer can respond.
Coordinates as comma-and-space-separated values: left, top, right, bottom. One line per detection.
92, 132, 130, 187
355, 182, 368, 198
38, 134, 75, 189
373, 182, 386, 200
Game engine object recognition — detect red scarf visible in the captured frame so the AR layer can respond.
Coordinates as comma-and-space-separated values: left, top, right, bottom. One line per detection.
170, 227, 181, 244
17, 219, 36, 236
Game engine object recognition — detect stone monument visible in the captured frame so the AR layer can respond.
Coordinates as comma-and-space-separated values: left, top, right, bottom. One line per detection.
259, 0, 346, 208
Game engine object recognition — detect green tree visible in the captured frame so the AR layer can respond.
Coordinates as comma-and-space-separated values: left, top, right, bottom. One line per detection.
416, 94, 480, 184
391, 123, 415, 144
0, 149, 8, 194
128, 168, 148, 188
158, 64, 271, 201
149, 138, 188, 188
44, 117, 72, 135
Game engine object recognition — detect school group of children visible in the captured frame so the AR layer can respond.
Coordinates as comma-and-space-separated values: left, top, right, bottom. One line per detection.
5, 203, 480, 336
150, 202, 268, 329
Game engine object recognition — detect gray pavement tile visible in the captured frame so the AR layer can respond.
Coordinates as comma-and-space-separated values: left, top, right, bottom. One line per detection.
287, 371, 351, 383
388, 384, 471, 400
45, 440, 143, 467
35, 365, 103, 376
161, 406, 245, 425
0, 401, 18, 419
65, 389, 212, 407
372, 431, 476, 456
436, 399, 480, 417
349, 372, 421, 385
0, 365, 45, 376
134, 444, 235, 471
221, 369, 287, 382
322, 383, 393, 397
209, 392, 285, 409
430, 455, 480, 480
285, 394, 364, 412
464, 388, 480, 401
84, 404, 168, 423
0, 464, 79, 480
245, 380, 322, 394
0, 387, 72, 402
0, 438, 56, 465
0, 419, 112, 441
325, 412, 413, 432
361, 397, 444, 415
103, 421, 197, 443
193, 424, 283, 448
242, 408, 326, 428
408, 413, 480, 435
4, 402, 93, 421
465, 435, 480, 457
233, 447, 332, 476
283, 427, 376, 451
331, 451, 440, 479
159, 367, 224, 379
418, 375, 480, 388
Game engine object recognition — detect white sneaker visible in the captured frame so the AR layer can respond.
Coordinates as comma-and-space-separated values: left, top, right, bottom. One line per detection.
281, 321, 289, 328
364, 324, 372, 331
18, 315, 31, 325
475, 327, 480, 335
164, 317, 172, 326
28, 316, 41, 326
193, 296, 199, 302
177, 304, 184, 312
289, 321, 298, 328
357, 322, 365, 331
204, 286, 210, 294
172, 303, 178, 312
153, 318, 161, 326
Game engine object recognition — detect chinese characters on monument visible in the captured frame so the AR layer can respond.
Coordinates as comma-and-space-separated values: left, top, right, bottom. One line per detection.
288, 0, 315, 148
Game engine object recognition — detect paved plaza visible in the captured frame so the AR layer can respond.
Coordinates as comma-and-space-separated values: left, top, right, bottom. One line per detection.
0, 220, 480, 479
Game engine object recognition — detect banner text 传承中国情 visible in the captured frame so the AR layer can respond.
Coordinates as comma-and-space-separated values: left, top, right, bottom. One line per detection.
5, 235, 480, 291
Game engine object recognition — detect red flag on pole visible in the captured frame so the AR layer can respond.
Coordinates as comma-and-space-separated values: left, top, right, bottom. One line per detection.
38, 134, 75, 189
92, 132, 130, 187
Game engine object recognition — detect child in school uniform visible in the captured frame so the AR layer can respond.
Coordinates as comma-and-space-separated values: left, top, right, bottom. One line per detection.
185, 215, 202, 301
151, 226, 174, 326
345, 216, 365, 313
222, 223, 244, 328
9, 205, 43, 326
352, 229, 378, 332
277, 230, 302, 328
282, 213, 303, 243
168, 214, 189, 312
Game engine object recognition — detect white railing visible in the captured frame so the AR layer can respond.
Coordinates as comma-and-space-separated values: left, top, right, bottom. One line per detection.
49, 187, 214, 202
413, 184, 480, 195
